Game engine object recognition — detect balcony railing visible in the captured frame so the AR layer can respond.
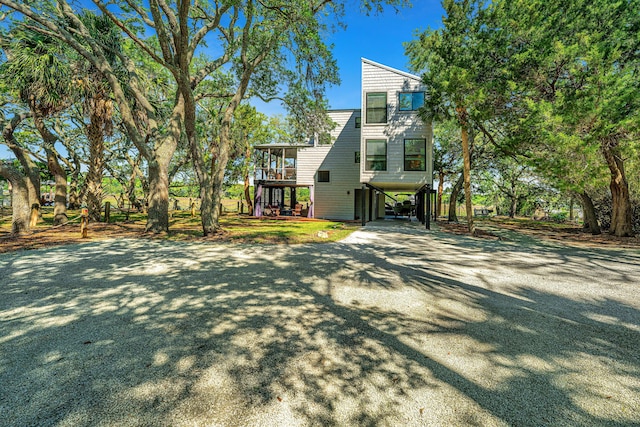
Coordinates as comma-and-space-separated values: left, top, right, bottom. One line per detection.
256, 167, 297, 181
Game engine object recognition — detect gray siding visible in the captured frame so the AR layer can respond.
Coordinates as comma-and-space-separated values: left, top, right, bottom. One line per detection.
360, 58, 433, 191
258, 59, 435, 220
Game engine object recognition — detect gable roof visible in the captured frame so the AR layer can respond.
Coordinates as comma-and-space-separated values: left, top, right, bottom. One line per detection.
361, 57, 422, 82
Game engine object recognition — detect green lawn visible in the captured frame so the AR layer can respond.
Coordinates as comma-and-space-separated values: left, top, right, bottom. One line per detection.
0, 207, 358, 245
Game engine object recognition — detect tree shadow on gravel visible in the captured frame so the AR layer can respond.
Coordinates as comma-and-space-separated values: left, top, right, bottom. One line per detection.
0, 230, 638, 426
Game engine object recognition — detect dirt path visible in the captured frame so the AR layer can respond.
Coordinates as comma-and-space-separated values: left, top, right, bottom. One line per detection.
1, 225, 638, 426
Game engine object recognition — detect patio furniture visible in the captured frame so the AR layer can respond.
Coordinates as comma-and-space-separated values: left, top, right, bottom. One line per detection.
266, 204, 280, 216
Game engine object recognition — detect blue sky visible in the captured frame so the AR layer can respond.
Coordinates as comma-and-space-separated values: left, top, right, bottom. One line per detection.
0, 1, 446, 160
256, 0, 445, 116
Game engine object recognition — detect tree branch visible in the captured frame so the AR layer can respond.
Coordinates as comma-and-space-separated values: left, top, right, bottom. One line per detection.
148, 0, 177, 67
92, 0, 173, 72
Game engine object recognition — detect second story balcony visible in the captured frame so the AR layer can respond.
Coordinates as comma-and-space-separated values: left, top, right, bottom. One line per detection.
254, 145, 300, 182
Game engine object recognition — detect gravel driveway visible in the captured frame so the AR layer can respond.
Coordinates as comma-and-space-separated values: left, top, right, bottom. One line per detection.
1, 222, 639, 426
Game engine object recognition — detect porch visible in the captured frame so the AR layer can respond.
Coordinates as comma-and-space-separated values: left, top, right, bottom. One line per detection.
254, 145, 301, 182
254, 181, 312, 219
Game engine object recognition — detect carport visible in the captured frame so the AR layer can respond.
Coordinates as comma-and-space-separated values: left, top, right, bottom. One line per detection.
360, 183, 436, 229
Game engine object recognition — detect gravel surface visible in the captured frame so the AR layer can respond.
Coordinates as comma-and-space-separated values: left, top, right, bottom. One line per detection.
1, 221, 639, 426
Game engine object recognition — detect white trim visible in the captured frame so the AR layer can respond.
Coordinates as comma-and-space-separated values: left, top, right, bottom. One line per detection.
361, 57, 422, 81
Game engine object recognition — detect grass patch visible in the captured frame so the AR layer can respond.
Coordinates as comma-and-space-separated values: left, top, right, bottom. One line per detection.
220, 217, 355, 244
1, 207, 358, 251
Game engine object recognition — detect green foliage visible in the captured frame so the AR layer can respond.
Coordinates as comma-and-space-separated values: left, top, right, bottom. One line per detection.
550, 212, 568, 223
224, 184, 245, 200
407, 0, 640, 232
1, 26, 73, 115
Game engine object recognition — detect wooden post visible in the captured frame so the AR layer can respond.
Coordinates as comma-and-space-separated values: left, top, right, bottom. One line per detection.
361, 184, 366, 227
81, 208, 89, 238
373, 191, 379, 220
104, 201, 110, 223
426, 185, 431, 230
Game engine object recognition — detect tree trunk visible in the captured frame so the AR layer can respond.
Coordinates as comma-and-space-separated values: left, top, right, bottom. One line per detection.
44, 146, 68, 225
244, 174, 253, 216
127, 167, 140, 208
210, 122, 232, 231
601, 142, 634, 237
459, 114, 475, 234
0, 163, 31, 235
143, 99, 183, 233
67, 157, 82, 209
183, 94, 215, 235
509, 188, 517, 218
436, 171, 444, 219
199, 172, 215, 235
578, 191, 601, 235
85, 110, 106, 222
242, 136, 255, 215
32, 112, 68, 225
205, 71, 252, 233
2, 113, 41, 222
569, 197, 574, 222
448, 172, 464, 222
145, 158, 170, 233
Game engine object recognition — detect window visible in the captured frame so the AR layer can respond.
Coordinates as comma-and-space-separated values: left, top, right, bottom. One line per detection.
355, 151, 360, 163
366, 92, 387, 124
399, 92, 425, 111
365, 139, 387, 171
318, 170, 330, 182
355, 116, 361, 128
404, 139, 426, 171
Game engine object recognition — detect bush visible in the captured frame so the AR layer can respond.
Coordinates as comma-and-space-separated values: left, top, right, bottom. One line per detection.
550, 212, 568, 223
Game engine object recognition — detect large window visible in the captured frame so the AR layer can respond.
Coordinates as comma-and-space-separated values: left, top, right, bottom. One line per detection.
366, 92, 387, 124
399, 92, 425, 111
404, 139, 426, 171
366, 139, 387, 171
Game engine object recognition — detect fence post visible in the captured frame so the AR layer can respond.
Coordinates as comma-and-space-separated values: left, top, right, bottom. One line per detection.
104, 201, 111, 223
81, 207, 89, 238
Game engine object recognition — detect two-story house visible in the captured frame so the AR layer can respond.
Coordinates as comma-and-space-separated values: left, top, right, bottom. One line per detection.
254, 58, 433, 223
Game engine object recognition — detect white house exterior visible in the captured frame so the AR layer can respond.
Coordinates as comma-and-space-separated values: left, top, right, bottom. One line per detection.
254, 58, 433, 223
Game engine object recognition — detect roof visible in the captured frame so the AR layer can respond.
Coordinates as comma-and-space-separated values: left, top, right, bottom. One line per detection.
254, 143, 311, 149
361, 57, 422, 81
326, 108, 361, 113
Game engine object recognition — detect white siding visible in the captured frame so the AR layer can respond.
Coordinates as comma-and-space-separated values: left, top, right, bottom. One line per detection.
258, 59, 435, 220
360, 58, 433, 191
296, 110, 361, 220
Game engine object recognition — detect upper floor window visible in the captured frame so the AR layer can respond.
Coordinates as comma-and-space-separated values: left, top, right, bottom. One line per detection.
399, 92, 425, 111
366, 92, 387, 124
318, 170, 330, 182
365, 139, 387, 171
355, 116, 361, 128
404, 139, 426, 171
